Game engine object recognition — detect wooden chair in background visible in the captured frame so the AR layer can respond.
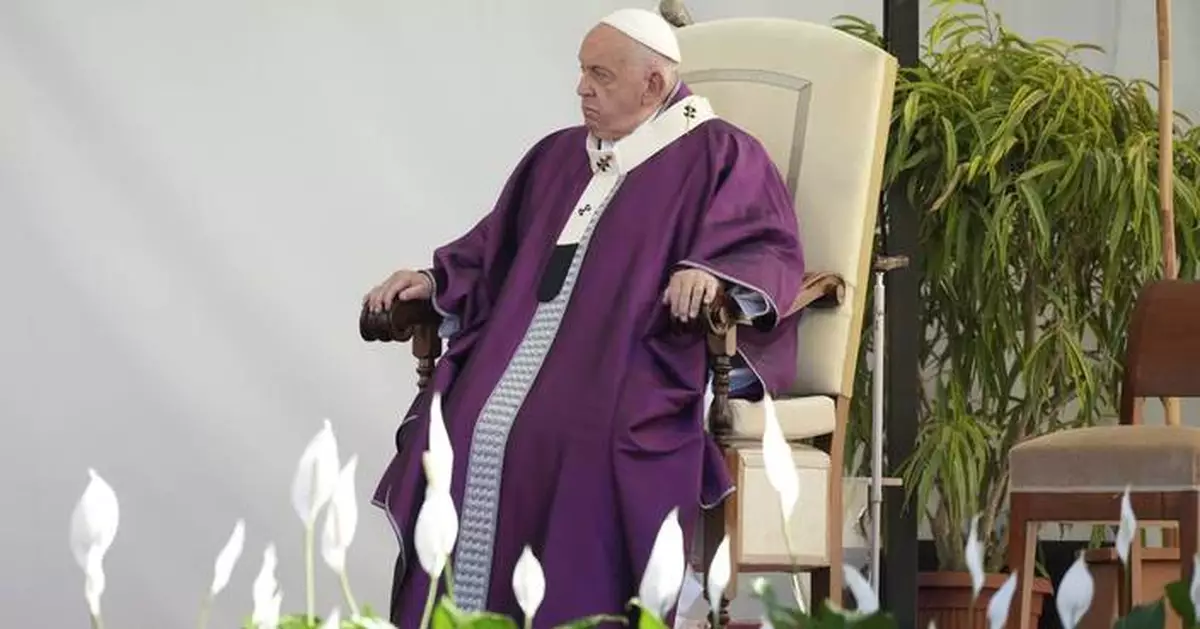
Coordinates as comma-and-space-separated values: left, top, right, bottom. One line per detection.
1007, 279, 1200, 629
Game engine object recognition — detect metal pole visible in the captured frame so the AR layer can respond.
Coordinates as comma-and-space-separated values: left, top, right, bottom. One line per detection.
870, 270, 886, 593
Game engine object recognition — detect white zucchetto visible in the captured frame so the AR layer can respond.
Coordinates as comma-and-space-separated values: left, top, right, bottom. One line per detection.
599, 8, 682, 63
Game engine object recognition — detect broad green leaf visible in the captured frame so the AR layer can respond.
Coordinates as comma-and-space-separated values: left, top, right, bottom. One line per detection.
1164, 580, 1197, 628
1114, 599, 1167, 629
553, 614, 629, 629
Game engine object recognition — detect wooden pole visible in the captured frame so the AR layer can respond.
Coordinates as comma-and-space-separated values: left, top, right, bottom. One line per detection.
1154, 0, 1180, 426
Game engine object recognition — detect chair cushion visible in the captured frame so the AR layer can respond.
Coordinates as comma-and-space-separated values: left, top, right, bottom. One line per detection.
1009, 425, 1200, 492
727, 395, 836, 440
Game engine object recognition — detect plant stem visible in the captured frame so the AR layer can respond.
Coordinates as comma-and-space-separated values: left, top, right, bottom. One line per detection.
90, 612, 104, 629
779, 514, 807, 613
339, 569, 361, 618
305, 523, 316, 624
418, 571, 440, 629
197, 593, 213, 629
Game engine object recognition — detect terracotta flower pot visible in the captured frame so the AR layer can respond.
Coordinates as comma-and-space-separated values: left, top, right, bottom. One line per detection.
919, 571, 1052, 629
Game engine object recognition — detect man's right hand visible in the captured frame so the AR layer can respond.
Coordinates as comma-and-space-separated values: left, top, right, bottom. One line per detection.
364, 270, 433, 313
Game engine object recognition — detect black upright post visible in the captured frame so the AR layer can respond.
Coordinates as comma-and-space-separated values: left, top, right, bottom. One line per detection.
882, 1, 921, 629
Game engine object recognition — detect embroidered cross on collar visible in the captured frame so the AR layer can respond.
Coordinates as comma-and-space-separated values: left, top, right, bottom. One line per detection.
595, 155, 613, 172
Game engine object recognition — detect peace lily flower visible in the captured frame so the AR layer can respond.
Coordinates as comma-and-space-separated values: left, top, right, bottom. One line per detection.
291, 419, 340, 622
70, 468, 120, 627
1056, 554, 1095, 629
251, 544, 283, 629
318, 608, 340, 629
512, 545, 546, 629
639, 507, 687, 620
760, 394, 798, 522
198, 518, 246, 629
707, 535, 731, 625
843, 563, 879, 614
1115, 485, 1138, 565
1191, 554, 1200, 618
414, 483, 459, 629
965, 514, 984, 599
322, 455, 361, 616
987, 573, 1017, 629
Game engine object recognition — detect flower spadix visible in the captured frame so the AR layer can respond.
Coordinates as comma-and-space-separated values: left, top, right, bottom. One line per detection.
638, 506, 686, 619
512, 545, 546, 624
210, 519, 246, 596
252, 544, 283, 628
987, 573, 1017, 629
760, 394, 798, 522
1115, 485, 1138, 565
965, 514, 984, 599
321, 455, 360, 574
843, 563, 879, 614
291, 419, 340, 526
1056, 554, 1095, 629
425, 392, 453, 494
70, 468, 120, 617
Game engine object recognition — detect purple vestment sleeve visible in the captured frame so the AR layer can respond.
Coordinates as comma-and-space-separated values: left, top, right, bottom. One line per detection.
677, 133, 806, 395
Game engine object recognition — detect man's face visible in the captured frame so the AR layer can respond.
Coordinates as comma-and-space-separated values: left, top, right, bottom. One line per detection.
576, 25, 663, 141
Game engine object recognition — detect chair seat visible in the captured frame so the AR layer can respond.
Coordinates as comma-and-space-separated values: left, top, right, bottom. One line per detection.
1010, 425, 1200, 492
726, 395, 836, 440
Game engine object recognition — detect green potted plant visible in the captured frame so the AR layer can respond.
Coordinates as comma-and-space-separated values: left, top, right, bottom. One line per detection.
834, 0, 1200, 627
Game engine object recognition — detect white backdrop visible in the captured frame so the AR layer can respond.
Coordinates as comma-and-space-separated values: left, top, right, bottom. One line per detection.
0, 0, 1194, 626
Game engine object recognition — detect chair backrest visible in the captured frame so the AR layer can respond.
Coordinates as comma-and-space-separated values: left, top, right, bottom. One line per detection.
677, 18, 897, 397
1120, 279, 1200, 421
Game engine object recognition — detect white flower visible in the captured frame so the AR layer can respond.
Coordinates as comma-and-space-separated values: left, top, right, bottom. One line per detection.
987, 573, 1017, 629
706, 535, 731, 615
965, 514, 984, 599
1115, 486, 1137, 565
291, 419, 341, 527
1191, 554, 1200, 620
210, 519, 245, 596
760, 394, 798, 522
512, 545, 547, 622
414, 489, 458, 577
843, 563, 879, 614
252, 544, 283, 629
318, 608, 340, 629
639, 507, 687, 619
1055, 554, 1094, 629
425, 393, 454, 494
322, 456, 360, 574
69, 469, 120, 617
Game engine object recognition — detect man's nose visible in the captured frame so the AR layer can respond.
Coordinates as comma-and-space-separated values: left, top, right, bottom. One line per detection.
576, 75, 592, 97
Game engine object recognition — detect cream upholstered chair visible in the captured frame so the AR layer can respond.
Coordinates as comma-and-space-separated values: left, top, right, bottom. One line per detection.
675, 17, 897, 621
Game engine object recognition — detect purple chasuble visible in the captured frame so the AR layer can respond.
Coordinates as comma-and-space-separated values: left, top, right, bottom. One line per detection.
373, 84, 805, 628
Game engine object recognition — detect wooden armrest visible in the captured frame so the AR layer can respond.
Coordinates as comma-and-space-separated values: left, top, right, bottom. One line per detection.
359, 299, 444, 388
359, 299, 442, 343
785, 271, 845, 317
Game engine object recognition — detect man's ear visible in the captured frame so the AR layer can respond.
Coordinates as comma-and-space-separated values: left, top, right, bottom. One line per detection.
643, 70, 666, 105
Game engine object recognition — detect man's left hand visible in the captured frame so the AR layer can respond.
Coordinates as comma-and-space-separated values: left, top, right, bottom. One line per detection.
663, 268, 721, 322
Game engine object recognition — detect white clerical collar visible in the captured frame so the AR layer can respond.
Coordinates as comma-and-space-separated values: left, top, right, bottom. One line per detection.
584, 85, 713, 176
596, 81, 682, 151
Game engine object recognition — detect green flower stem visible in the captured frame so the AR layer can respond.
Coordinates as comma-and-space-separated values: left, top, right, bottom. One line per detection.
197, 593, 213, 629
779, 514, 806, 613
418, 570, 440, 629
90, 611, 105, 629
339, 568, 361, 618
305, 523, 316, 624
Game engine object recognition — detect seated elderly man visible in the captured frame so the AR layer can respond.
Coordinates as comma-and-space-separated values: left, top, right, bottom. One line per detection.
363, 8, 805, 627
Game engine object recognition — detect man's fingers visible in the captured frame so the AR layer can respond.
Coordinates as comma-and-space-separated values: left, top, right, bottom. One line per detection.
687, 280, 704, 318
